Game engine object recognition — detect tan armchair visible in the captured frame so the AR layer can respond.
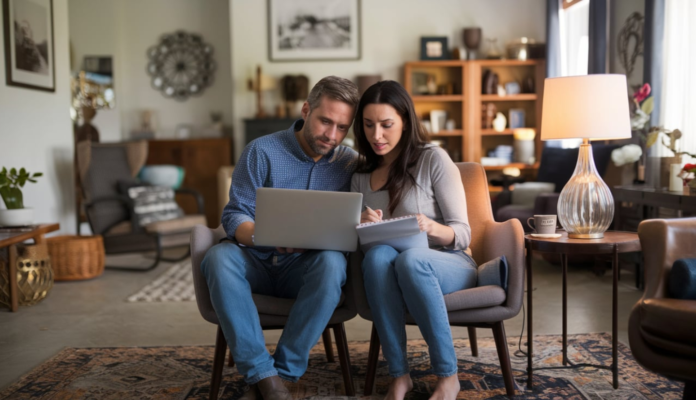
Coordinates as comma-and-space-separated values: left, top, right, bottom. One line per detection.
629, 218, 696, 398
352, 162, 525, 398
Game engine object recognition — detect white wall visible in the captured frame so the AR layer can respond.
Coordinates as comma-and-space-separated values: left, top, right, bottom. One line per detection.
231, 0, 547, 161
68, 0, 233, 141
0, 0, 75, 234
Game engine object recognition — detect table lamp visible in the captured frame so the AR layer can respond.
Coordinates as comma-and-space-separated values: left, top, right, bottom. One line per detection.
540, 75, 631, 239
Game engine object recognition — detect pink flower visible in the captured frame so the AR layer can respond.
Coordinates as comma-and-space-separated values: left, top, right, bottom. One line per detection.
633, 83, 651, 103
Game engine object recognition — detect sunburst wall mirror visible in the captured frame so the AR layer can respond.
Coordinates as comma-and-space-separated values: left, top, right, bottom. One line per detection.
146, 30, 216, 101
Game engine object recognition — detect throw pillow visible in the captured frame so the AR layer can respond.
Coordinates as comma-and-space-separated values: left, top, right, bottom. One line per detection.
477, 255, 509, 291
669, 259, 696, 300
121, 184, 183, 227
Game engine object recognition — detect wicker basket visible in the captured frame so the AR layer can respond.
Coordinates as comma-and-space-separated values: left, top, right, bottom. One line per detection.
46, 235, 105, 281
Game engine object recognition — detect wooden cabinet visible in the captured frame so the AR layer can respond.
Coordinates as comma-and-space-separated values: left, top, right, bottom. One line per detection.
147, 138, 232, 228
403, 59, 545, 175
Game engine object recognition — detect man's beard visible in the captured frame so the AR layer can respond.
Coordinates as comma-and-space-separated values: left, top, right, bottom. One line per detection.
303, 122, 338, 156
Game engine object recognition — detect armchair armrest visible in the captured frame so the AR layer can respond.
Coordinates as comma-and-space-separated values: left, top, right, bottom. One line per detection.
176, 187, 205, 215
479, 218, 525, 313
638, 218, 696, 300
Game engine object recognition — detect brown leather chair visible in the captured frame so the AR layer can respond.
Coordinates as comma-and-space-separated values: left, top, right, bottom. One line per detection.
629, 218, 696, 399
352, 162, 525, 398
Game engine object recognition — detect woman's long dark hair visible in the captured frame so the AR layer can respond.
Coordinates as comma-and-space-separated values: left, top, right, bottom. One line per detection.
354, 80, 430, 215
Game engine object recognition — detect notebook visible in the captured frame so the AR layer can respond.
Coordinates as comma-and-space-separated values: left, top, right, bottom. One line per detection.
356, 215, 429, 252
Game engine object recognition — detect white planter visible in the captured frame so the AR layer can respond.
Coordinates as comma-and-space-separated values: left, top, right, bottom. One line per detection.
0, 208, 34, 227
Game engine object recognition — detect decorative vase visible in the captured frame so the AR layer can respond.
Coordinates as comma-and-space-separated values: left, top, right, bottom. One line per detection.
0, 243, 53, 308
0, 208, 34, 227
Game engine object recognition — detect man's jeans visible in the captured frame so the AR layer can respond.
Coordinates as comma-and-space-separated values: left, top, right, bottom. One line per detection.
201, 242, 347, 384
362, 246, 477, 378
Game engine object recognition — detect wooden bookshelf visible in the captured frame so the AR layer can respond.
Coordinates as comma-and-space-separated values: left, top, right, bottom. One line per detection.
403, 59, 545, 169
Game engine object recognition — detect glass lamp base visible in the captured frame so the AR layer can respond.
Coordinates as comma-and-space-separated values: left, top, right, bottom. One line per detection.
558, 141, 614, 239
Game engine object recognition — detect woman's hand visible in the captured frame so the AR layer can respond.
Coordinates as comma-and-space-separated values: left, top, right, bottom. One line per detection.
416, 213, 436, 235
361, 207, 383, 224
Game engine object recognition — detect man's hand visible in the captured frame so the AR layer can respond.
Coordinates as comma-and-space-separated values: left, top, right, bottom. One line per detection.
235, 221, 256, 247
276, 247, 306, 254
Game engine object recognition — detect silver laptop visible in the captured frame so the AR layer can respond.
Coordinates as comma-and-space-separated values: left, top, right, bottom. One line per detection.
253, 188, 363, 252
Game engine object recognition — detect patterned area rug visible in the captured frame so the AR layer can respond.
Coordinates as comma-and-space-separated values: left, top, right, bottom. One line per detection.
0, 333, 682, 399
127, 260, 195, 302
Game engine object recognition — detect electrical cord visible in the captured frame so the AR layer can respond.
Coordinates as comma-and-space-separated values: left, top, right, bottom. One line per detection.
513, 286, 603, 374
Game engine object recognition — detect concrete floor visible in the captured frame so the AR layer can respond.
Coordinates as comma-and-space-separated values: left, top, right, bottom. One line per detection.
0, 252, 643, 391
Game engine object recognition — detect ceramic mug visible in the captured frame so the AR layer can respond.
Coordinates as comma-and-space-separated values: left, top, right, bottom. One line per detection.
527, 215, 557, 235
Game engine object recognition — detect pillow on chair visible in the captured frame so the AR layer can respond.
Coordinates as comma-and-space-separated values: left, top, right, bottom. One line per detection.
669, 259, 696, 300
477, 255, 509, 291
118, 180, 183, 228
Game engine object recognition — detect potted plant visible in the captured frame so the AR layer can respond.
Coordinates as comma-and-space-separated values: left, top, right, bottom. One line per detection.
0, 167, 43, 226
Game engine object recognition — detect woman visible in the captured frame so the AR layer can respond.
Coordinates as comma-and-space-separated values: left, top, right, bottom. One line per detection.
351, 81, 475, 400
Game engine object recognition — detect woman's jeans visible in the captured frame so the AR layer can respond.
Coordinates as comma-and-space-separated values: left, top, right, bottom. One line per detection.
362, 245, 477, 378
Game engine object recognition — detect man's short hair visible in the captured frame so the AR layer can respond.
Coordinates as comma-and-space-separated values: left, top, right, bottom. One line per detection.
306, 76, 360, 112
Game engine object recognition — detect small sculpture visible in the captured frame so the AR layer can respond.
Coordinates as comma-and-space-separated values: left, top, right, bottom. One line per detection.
493, 112, 507, 132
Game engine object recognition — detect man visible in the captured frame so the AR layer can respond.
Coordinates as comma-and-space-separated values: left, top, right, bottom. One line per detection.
201, 76, 360, 400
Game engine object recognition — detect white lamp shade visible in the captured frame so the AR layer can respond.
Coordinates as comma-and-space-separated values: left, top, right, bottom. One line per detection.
540, 74, 631, 141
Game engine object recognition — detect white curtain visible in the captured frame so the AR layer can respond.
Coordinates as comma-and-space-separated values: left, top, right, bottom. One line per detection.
660, 0, 696, 162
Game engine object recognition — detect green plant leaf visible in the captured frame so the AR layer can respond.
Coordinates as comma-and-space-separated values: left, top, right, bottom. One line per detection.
27, 179, 36, 183
18, 176, 27, 187
10, 168, 17, 176
641, 97, 654, 115
646, 131, 659, 148
32, 172, 43, 177
0, 176, 7, 186
19, 167, 26, 175
0, 186, 23, 209
1, 167, 6, 174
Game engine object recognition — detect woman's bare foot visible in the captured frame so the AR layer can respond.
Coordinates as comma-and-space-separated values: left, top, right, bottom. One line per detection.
385, 374, 413, 400
428, 374, 460, 400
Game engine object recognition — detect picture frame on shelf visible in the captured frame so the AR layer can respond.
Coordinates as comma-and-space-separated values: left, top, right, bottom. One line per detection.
420, 36, 449, 60
2, 0, 55, 92
509, 108, 525, 129
267, 0, 361, 62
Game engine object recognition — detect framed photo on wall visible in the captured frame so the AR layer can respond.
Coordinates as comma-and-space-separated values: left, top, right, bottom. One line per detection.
2, 0, 55, 92
268, 0, 361, 62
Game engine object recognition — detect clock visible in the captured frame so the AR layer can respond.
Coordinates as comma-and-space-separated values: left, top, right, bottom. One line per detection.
147, 31, 216, 101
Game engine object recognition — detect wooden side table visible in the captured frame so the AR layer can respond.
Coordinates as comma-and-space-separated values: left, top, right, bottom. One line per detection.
0, 224, 60, 312
525, 231, 641, 389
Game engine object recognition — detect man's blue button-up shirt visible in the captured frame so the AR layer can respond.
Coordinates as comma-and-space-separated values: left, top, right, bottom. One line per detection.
221, 119, 358, 258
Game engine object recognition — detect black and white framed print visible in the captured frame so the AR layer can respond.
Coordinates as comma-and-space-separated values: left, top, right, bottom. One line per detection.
2, 0, 55, 92
268, 0, 360, 62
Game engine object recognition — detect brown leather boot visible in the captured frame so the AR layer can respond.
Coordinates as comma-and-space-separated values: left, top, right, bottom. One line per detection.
257, 376, 293, 400
239, 384, 260, 400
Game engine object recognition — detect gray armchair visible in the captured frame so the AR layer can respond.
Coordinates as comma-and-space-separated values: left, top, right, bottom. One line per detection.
352, 162, 525, 398
190, 225, 358, 399
76, 140, 206, 271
